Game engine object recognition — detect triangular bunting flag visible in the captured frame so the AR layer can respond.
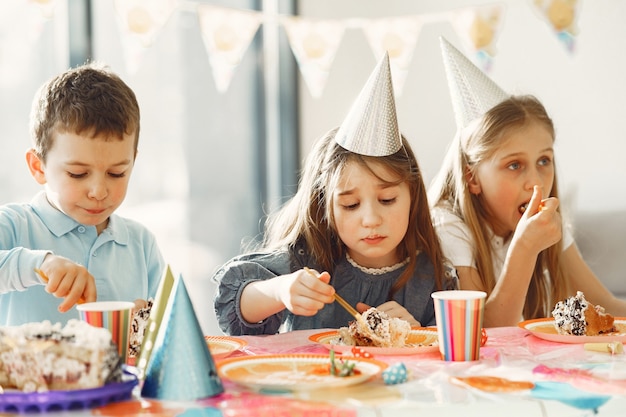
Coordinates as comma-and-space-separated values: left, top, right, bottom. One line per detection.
362, 16, 423, 97
531, 0, 581, 54
283, 16, 346, 98
113, 0, 177, 74
449, 4, 507, 72
197, 5, 262, 94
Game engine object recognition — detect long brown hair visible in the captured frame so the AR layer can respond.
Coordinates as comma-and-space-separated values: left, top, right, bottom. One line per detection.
429, 95, 568, 318
263, 127, 447, 298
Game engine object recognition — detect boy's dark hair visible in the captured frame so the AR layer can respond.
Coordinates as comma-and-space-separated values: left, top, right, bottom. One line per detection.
29, 61, 140, 162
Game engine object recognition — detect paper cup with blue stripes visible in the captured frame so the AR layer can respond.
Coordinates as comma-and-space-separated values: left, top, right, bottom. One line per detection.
432, 290, 486, 361
77, 301, 135, 364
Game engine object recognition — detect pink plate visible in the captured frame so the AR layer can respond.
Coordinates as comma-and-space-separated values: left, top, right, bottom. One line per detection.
217, 354, 386, 391
308, 327, 439, 355
205, 335, 247, 359
519, 318, 626, 343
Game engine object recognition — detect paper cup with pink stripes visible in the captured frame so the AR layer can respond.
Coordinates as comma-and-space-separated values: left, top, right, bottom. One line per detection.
431, 290, 486, 361
77, 301, 135, 364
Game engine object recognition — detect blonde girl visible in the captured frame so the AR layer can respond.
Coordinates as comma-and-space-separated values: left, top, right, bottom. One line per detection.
430, 43, 626, 326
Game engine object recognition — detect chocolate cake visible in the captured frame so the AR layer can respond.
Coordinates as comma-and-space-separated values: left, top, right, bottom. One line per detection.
552, 291, 615, 336
337, 307, 411, 348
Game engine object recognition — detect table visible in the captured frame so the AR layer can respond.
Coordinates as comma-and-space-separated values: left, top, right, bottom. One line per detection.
8, 327, 626, 416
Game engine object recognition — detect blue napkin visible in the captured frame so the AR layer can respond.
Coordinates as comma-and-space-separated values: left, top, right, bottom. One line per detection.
531, 381, 611, 411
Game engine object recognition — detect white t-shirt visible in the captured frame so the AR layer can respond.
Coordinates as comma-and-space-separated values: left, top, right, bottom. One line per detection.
431, 202, 574, 284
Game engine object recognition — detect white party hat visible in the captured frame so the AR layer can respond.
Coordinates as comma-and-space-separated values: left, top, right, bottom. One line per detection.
335, 52, 402, 156
141, 274, 223, 400
440, 36, 508, 130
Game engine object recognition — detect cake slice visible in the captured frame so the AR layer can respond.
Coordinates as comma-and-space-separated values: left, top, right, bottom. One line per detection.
0, 320, 121, 392
552, 291, 616, 336
338, 307, 411, 348
129, 298, 153, 360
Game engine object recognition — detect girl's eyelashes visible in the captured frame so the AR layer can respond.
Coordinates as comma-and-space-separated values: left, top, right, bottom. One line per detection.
339, 196, 397, 210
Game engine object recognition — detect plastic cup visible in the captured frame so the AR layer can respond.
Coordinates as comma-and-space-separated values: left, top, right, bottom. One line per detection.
77, 301, 135, 365
431, 290, 486, 361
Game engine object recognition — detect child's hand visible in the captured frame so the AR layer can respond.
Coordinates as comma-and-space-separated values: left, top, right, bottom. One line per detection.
38, 255, 97, 312
357, 301, 420, 327
277, 269, 335, 316
514, 185, 562, 255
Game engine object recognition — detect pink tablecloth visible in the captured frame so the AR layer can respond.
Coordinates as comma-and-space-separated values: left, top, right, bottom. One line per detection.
89, 327, 626, 417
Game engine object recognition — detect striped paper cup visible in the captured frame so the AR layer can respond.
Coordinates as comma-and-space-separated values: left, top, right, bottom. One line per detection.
431, 290, 486, 361
77, 301, 135, 364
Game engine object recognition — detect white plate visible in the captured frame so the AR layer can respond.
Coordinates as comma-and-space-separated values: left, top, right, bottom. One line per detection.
205, 336, 247, 359
308, 327, 439, 355
519, 318, 626, 343
217, 354, 386, 391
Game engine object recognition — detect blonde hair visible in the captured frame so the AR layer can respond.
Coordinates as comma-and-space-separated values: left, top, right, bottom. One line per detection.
263, 127, 447, 298
429, 95, 568, 318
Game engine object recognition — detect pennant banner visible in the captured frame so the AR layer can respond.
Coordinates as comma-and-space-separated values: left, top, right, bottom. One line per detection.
114, 0, 177, 47
362, 16, 424, 97
197, 5, 262, 93
532, 0, 581, 53
5, 1, 587, 97
282, 16, 345, 98
450, 3, 507, 72
113, 0, 177, 74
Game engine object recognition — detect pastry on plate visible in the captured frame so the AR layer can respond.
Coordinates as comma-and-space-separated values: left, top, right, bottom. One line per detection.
552, 291, 615, 336
0, 320, 122, 392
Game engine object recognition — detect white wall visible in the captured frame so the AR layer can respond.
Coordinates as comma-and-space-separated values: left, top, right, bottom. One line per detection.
299, 0, 626, 216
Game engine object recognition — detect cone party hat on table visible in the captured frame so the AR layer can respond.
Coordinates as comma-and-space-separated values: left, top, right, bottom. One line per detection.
136, 265, 175, 378
334, 52, 402, 157
141, 274, 224, 400
440, 36, 508, 130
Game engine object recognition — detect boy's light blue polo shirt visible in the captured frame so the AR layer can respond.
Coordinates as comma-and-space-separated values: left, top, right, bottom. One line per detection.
0, 191, 165, 326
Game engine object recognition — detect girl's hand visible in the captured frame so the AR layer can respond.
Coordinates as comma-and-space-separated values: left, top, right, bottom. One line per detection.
357, 301, 420, 327
514, 185, 562, 255
277, 269, 335, 316
38, 254, 97, 312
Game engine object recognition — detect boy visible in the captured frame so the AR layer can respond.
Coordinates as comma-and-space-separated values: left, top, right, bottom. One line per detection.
0, 62, 165, 326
